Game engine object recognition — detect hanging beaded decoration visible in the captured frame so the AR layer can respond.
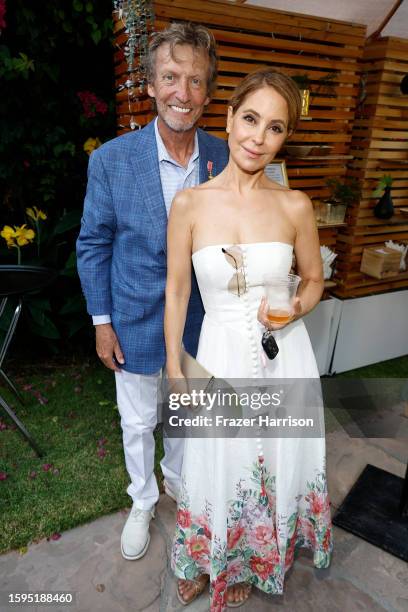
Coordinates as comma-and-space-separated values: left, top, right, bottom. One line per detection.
113, 1, 154, 130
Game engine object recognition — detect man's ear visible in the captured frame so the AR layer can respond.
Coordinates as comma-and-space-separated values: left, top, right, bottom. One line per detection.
226, 106, 233, 134
147, 83, 155, 99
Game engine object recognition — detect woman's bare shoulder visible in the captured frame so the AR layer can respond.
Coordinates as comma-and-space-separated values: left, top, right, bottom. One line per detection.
278, 188, 313, 213
172, 188, 197, 209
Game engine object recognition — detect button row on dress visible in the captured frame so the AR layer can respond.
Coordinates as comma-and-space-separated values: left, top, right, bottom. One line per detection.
241, 246, 259, 379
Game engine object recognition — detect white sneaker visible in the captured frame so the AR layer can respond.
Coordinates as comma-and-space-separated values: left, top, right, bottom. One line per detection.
121, 505, 155, 560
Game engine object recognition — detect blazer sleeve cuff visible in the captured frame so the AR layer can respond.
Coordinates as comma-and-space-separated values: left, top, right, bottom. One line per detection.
92, 314, 112, 325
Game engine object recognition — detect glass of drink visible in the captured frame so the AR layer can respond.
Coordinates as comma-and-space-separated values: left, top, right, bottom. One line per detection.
263, 273, 301, 325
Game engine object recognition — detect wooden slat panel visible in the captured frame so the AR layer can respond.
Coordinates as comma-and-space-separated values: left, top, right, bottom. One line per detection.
333, 36, 408, 297
113, 1, 376, 298
155, 0, 366, 39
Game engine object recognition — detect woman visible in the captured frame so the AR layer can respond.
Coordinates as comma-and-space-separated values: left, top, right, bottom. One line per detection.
165, 69, 333, 609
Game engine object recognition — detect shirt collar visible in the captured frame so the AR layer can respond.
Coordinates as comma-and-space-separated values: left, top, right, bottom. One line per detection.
154, 117, 199, 166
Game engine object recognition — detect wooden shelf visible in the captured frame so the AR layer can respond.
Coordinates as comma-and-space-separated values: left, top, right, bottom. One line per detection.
317, 222, 347, 228
289, 155, 353, 161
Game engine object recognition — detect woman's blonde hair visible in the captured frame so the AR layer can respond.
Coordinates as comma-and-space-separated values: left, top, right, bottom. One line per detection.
229, 69, 302, 133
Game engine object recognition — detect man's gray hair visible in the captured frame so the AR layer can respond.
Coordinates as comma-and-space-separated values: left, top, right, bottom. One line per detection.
146, 22, 218, 95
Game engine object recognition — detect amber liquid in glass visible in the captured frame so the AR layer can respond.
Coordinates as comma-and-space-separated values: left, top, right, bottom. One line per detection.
267, 309, 292, 324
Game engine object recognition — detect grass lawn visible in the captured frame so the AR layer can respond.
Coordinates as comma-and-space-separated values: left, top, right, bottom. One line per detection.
0, 359, 163, 555
0, 354, 407, 555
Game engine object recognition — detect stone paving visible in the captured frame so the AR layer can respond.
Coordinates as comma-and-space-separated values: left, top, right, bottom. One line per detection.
1, 413, 407, 612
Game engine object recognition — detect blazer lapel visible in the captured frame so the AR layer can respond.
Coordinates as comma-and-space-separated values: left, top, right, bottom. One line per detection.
198, 129, 226, 183
130, 121, 168, 253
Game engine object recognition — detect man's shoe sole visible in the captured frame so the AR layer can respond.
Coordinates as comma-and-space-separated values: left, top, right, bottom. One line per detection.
120, 532, 150, 561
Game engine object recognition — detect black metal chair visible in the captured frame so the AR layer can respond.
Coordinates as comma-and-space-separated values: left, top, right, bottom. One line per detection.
0, 265, 58, 457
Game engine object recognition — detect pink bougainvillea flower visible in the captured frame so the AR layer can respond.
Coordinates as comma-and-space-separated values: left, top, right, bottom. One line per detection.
0, 471, 8, 481
29, 471, 37, 479
35, 392, 49, 405
97, 448, 107, 459
77, 91, 108, 118
47, 532, 61, 541
0, 0, 6, 30
42, 463, 53, 472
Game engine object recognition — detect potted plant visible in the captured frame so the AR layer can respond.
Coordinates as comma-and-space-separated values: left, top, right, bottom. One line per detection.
373, 174, 394, 220
323, 177, 361, 223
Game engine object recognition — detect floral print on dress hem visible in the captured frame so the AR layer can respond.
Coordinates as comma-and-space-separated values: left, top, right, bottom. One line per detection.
172, 457, 333, 612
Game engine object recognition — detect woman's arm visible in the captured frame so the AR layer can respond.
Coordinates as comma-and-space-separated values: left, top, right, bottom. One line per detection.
165, 190, 194, 378
258, 191, 323, 330
291, 190, 324, 318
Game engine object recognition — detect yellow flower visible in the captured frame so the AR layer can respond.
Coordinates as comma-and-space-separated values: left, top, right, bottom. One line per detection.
26, 206, 47, 221
14, 224, 35, 246
83, 137, 102, 156
1, 225, 17, 248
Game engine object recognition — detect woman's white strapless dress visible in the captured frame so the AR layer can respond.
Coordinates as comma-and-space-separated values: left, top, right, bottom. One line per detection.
171, 242, 333, 610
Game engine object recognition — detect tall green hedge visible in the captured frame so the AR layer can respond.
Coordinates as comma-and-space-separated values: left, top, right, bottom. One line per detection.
0, 1, 116, 355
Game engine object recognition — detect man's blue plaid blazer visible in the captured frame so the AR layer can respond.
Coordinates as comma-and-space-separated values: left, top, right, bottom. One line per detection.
76, 119, 229, 374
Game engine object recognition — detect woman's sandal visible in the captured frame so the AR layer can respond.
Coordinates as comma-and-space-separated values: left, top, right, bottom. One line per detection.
176, 575, 209, 606
226, 583, 252, 608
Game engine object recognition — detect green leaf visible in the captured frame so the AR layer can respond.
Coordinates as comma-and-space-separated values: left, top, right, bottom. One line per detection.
61, 251, 77, 277
62, 21, 73, 33
65, 316, 88, 338
26, 305, 60, 339
86, 2, 93, 13
53, 142, 76, 157
26, 297, 52, 312
59, 294, 85, 315
54, 210, 82, 235
91, 30, 102, 45
73, 0, 84, 11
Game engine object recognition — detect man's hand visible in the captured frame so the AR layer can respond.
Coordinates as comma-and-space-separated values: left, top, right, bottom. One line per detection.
95, 323, 125, 372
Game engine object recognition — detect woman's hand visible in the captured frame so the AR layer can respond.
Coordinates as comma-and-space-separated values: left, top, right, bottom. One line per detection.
167, 373, 189, 397
257, 296, 302, 331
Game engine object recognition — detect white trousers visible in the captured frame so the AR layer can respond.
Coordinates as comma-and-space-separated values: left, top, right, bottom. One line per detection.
115, 369, 184, 510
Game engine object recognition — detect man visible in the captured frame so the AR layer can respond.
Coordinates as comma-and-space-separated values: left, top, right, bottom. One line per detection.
76, 22, 228, 561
